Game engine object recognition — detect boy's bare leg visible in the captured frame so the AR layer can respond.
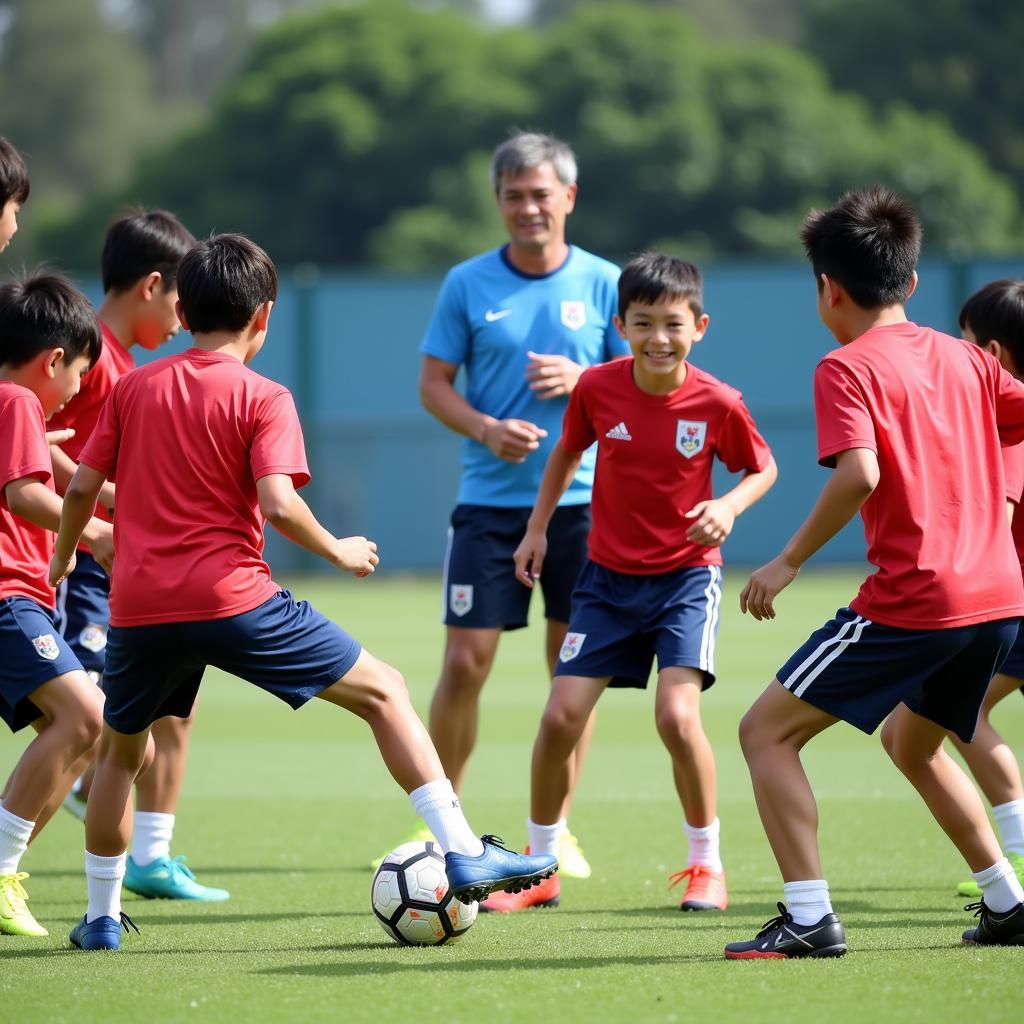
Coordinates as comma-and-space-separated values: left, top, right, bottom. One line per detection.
30, 748, 95, 840
738, 680, 839, 881
881, 703, 1003, 871
949, 674, 1024, 807
655, 667, 716, 827
135, 713, 195, 814
86, 726, 153, 856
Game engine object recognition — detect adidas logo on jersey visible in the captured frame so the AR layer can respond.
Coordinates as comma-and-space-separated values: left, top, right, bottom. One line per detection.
605, 422, 632, 441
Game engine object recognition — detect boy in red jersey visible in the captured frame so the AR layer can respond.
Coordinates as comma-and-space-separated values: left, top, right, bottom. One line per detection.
51, 234, 557, 951
0, 137, 29, 254
950, 280, 1024, 899
486, 252, 777, 913
47, 210, 228, 902
725, 188, 1024, 960
0, 274, 115, 936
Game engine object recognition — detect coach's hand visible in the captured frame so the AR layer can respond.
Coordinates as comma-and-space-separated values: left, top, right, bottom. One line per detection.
740, 555, 799, 621
513, 528, 548, 589
526, 352, 585, 400
334, 536, 379, 577
685, 498, 735, 547
481, 418, 547, 463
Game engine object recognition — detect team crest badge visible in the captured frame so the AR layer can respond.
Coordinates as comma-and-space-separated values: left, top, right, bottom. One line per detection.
79, 623, 107, 653
676, 420, 707, 459
31, 634, 60, 661
559, 632, 586, 662
560, 301, 586, 331
449, 584, 474, 617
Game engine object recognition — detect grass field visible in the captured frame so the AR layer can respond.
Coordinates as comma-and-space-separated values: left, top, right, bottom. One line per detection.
1, 569, 1021, 1023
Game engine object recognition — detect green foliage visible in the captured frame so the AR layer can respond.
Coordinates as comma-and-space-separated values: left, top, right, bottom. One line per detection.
39, 0, 1024, 269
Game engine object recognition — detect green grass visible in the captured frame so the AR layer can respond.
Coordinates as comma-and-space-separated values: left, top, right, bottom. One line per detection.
1, 569, 1021, 1023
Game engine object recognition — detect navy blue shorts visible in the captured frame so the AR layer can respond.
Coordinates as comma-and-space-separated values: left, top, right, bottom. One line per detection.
553, 561, 723, 690
0, 596, 84, 732
102, 590, 363, 734
55, 551, 110, 674
442, 503, 590, 630
995, 622, 1024, 682
777, 607, 1021, 742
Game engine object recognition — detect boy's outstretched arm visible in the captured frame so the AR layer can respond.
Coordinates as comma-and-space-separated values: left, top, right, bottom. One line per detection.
49, 441, 116, 513
741, 447, 878, 621
257, 473, 378, 577
513, 441, 583, 588
686, 456, 778, 547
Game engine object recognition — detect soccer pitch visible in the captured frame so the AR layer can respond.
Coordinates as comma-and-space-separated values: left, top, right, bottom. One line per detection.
2, 570, 1020, 1023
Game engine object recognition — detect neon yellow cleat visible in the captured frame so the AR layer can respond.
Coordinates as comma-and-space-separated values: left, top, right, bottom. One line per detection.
369, 823, 436, 870
558, 831, 592, 880
0, 872, 48, 937
957, 850, 1024, 898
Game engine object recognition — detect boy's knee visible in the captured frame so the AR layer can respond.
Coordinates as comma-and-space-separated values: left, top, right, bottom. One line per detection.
738, 708, 768, 761
539, 701, 585, 748
655, 704, 697, 745
879, 717, 899, 761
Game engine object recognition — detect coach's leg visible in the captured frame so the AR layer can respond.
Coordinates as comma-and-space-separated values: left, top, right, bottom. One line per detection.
428, 626, 501, 793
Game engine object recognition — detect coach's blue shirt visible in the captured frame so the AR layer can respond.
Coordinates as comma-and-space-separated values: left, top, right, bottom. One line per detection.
420, 245, 624, 507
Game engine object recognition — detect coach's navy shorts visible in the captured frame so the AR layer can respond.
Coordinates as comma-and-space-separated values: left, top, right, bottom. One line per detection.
442, 503, 590, 629
102, 590, 362, 734
777, 607, 1021, 742
55, 551, 110, 674
0, 596, 84, 732
553, 561, 723, 690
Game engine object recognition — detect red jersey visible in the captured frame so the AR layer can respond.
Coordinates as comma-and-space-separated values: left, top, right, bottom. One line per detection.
1002, 443, 1024, 572
562, 358, 772, 574
79, 349, 310, 627
0, 382, 57, 609
814, 322, 1024, 629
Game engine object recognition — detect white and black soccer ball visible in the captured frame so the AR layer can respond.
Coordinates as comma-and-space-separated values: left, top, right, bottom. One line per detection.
371, 840, 477, 946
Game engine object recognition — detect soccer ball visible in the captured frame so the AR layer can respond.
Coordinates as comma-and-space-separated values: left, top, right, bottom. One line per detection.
371, 840, 478, 946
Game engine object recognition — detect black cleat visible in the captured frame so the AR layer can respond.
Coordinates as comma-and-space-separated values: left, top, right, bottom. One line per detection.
961, 900, 1024, 946
724, 902, 848, 960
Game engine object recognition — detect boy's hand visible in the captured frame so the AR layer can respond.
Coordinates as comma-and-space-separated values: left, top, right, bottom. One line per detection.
740, 556, 800, 620
481, 419, 547, 463
88, 523, 115, 576
45, 427, 75, 446
685, 499, 735, 547
525, 352, 585, 399
513, 528, 548, 588
49, 551, 77, 588
333, 536, 379, 577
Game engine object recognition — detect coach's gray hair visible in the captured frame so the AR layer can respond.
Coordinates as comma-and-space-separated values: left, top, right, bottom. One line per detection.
490, 133, 578, 192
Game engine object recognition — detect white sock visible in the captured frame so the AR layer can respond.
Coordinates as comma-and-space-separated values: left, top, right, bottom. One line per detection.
684, 817, 723, 873
973, 858, 1024, 913
132, 811, 175, 866
0, 805, 34, 874
409, 780, 484, 857
993, 799, 1024, 858
783, 879, 833, 926
527, 818, 565, 859
85, 851, 126, 923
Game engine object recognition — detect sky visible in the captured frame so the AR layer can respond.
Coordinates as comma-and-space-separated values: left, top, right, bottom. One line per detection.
480, 0, 532, 23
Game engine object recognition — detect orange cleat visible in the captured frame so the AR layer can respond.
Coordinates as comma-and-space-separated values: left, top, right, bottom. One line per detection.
669, 865, 728, 911
479, 872, 560, 913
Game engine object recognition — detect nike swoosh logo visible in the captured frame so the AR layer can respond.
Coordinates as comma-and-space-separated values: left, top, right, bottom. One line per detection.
485, 309, 512, 322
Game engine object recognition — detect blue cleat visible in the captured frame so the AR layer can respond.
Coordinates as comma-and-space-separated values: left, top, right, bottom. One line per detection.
124, 855, 230, 901
445, 835, 558, 905
69, 912, 140, 951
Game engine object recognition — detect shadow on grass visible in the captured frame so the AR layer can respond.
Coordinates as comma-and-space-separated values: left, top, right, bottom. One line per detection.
26, 865, 356, 881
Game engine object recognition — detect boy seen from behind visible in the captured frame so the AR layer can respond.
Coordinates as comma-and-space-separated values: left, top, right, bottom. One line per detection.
51, 234, 557, 952
488, 253, 777, 913
727, 188, 1024, 960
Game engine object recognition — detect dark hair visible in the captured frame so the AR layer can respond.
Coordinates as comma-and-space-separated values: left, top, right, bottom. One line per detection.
0, 272, 101, 370
101, 207, 196, 294
800, 186, 921, 309
177, 233, 278, 334
618, 252, 703, 320
0, 137, 30, 207
959, 279, 1024, 372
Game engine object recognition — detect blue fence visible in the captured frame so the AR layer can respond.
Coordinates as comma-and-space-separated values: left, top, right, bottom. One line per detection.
85, 255, 1024, 574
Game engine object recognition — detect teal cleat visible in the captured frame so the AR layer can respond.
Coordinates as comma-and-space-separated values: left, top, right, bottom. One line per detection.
69, 911, 140, 951
124, 855, 230, 902
445, 835, 558, 905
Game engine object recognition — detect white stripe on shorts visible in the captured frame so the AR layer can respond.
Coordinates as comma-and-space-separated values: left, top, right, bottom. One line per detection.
699, 566, 723, 673
782, 614, 872, 698
439, 525, 454, 624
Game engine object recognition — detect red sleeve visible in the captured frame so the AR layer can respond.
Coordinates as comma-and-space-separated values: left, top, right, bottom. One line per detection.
992, 358, 1024, 447
813, 358, 877, 468
0, 393, 52, 497
250, 389, 311, 489
560, 370, 597, 453
1002, 443, 1024, 503
716, 396, 773, 474
78, 379, 123, 480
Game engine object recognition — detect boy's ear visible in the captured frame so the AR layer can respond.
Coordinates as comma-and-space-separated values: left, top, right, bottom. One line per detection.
43, 347, 66, 377
820, 273, 842, 307
693, 313, 710, 342
612, 313, 627, 338
905, 270, 919, 301
175, 299, 190, 332
253, 300, 273, 333
139, 271, 163, 301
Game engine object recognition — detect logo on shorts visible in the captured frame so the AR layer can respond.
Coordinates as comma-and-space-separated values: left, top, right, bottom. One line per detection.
559, 632, 586, 662
449, 584, 474, 617
78, 623, 107, 653
560, 301, 586, 331
31, 633, 60, 661
676, 420, 707, 459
